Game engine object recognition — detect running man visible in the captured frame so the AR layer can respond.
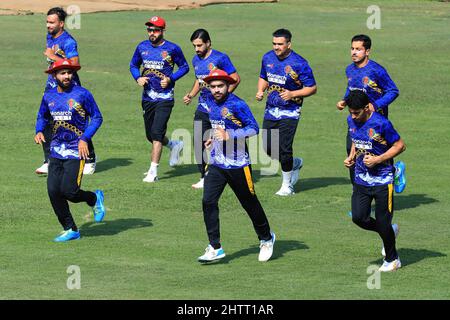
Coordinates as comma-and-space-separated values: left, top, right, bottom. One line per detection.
198, 69, 275, 263
344, 90, 405, 272
130, 16, 189, 182
337, 34, 405, 193
35, 59, 105, 242
256, 29, 317, 196
37, 7, 97, 175
183, 28, 240, 189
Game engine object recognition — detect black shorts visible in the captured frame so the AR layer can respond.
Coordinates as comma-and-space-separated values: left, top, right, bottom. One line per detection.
262, 118, 299, 161
352, 183, 395, 220
142, 100, 174, 143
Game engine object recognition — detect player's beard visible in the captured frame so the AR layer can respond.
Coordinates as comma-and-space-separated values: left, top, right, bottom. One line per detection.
48, 25, 61, 36
56, 77, 72, 90
149, 33, 164, 45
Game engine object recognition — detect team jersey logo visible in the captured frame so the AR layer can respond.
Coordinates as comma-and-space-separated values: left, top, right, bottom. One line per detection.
221, 107, 242, 127
284, 65, 292, 74
363, 76, 369, 85
266, 63, 274, 69
161, 51, 173, 66
208, 63, 216, 71
368, 128, 387, 145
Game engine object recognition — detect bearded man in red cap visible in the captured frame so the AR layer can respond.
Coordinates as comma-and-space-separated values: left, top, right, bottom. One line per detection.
130, 16, 190, 183
35, 59, 105, 242
197, 69, 275, 264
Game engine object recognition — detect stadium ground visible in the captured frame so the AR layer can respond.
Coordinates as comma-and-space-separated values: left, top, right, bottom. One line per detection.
0, 0, 449, 299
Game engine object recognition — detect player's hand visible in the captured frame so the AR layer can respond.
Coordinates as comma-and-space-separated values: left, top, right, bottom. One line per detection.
368, 103, 375, 112
204, 139, 212, 149
43, 48, 54, 58
279, 89, 294, 101
363, 154, 379, 168
344, 156, 355, 168
78, 140, 89, 160
337, 100, 347, 110
137, 77, 148, 86
160, 76, 171, 89
256, 91, 264, 101
213, 128, 230, 141
34, 132, 46, 145
183, 94, 192, 105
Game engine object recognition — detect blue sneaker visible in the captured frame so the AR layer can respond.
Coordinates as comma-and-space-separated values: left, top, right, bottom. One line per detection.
54, 229, 80, 242
93, 190, 105, 222
394, 161, 406, 193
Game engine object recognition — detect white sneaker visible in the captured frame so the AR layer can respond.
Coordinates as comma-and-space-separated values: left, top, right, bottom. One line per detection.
143, 173, 158, 183
379, 258, 402, 272
35, 162, 49, 175
382, 224, 399, 257
192, 178, 204, 189
259, 232, 276, 262
83, 162, 96, 175
198, 245, 226, 263
290, 157, 303, 186
169, 140, 184, 167
275, 185, 295, 196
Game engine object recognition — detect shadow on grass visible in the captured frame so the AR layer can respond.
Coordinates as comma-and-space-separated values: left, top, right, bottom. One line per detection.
162, 164, 200, 179
95, 157, 134, 173
395, 194, 439, 211
294, 177, 350, 192
370, 248, 446, 267
80, 218, 153, 237
201, 240, 308, 265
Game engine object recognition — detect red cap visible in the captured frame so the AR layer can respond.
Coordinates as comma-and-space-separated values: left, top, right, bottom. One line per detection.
145, 16, 166, 29
45, 59, 81, 74
203, 69, 236, 84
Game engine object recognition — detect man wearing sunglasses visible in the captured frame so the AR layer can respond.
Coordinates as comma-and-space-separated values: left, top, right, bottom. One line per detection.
130, 16, 189, 183
344, 90, 405, 272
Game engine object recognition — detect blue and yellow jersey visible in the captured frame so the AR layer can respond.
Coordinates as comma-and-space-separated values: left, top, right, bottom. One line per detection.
260, 50, 316, 121
348, 112, 400, 186
344, 60, 399, 117
36, 86, 103, 160
130, 39, 189, 102
206, 93, 259, 169
45, 31, 81, 90
192, 49, 237, 114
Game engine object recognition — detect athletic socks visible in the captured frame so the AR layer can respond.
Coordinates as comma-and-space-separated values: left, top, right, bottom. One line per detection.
282, 170, 293, 187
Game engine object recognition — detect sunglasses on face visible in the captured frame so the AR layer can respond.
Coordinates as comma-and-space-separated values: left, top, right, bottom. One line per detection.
147, 28, 162, 33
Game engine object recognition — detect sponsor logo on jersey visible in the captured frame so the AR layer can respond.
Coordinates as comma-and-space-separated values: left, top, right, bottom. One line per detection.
267, 72, 287, 85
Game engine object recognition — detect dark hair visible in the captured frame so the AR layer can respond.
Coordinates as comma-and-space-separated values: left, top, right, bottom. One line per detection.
272, 29, 292, 42
190, 29, 211, 43
351, 34, 371, 50
47, 7, 67, 22
345, 90, 369, 110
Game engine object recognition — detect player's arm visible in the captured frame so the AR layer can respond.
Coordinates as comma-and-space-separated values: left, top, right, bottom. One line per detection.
363, 138, 405, 168
280, 85, 317, 101
130, 45, 147, 86
344, 143, 356, 168
228, 72, 240, 93
165, 46, 189, 88
256, 77, 269, 101
183, 79, 200, 105
35, 97, 50, 145
372, 68, 399, 113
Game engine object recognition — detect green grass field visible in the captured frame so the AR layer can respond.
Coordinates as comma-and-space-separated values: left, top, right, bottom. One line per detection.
1, 0, 449, 299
